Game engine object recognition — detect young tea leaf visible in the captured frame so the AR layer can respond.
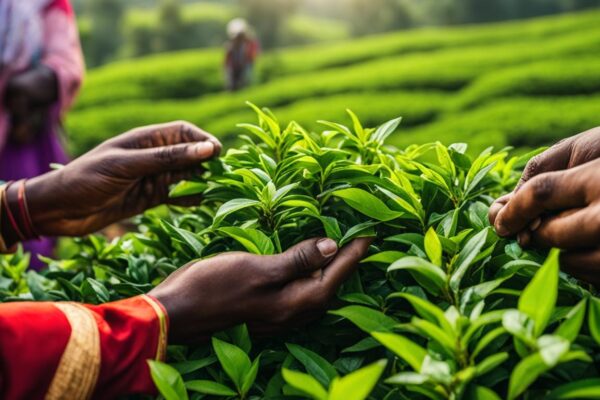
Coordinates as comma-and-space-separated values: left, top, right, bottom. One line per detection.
212, 337, 251, 392
332, 188, 403, 221
281, 369, 328, 400
518, 249, 560, 337
328, 360, 387, 400
148, 360, 189, 400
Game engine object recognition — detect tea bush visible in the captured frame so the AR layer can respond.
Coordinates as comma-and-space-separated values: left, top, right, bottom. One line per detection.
399, 95, 600, 150
4, 107, 600, 399
73, 8, 600, 112
67, 13, 600, 154
456, 57, 600, 109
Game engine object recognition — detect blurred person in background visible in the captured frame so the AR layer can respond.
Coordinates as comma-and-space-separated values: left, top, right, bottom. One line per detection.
0, 0, 85, 268
224, 18, 260, 91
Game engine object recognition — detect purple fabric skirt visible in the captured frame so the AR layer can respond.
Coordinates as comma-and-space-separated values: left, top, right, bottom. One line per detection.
0, 109, 68, 270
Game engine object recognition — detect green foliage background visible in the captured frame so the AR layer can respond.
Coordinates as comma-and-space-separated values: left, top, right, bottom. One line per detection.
67, 10, 600, 157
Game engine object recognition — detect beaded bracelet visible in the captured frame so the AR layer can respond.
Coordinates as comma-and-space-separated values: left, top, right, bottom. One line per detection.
17, 179, 39, 239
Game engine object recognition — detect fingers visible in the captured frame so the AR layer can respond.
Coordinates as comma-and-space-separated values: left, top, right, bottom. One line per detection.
561, 249, 600, 285
319, 237, 373, 291
529, 207, 600, 249
494, 168, 587, 237
108, 121, 223, 155
489, 193, 512, 225
126, 141, 218, 176
516, 139, 572, 190
270, 238, 339, 283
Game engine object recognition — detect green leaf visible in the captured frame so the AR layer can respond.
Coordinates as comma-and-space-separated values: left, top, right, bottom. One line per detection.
361, 251, 405, 264
424, 227, 442, 266
475, 352, 509, 376
547, 378, 600, 399
449, 228, 490, 293
169, 180, 208, 198
387, 292, 453, 335
160, 221, 204, 257
281, 368, 328, 400
372, 332, 427, 371
435, 142, 456, 178
508, 352, 552, 400
372, 116, 402, 144
81, 278, 110, 304
329, 360, 387, 400
555, 299, 586, 342
286, 343, 337, 387
518, 248, 560, 336
241, 355, 260, 395
330, 305, 397, 333
148, 360, 189, 400
388, 257, 447, 296
538, 335, 569, 367
589, 296, 600, 346
332, 188, 403, 221
171, 356, 217, 375
467, 386, 502, 400
218, 227, 275, 255
410, 318, 456, 355
212, 337, 251, 392
185, 380, 237, 396
237, 123, 277, 148
339, 221, 378, 246
213, 198, 260, 226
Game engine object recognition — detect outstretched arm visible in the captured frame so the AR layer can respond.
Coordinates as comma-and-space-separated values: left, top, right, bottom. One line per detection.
0, 238, 370, 398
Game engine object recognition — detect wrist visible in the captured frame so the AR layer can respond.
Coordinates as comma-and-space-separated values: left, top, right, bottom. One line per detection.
1, 182, 28, 248
25, 172, 64, 237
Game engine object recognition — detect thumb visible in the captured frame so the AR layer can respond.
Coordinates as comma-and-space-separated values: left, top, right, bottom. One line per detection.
274, 238, 338, 283
126, 141, 217, 176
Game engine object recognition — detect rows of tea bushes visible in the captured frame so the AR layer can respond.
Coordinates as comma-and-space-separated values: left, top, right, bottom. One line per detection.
67, 9, 600, 157
5, 109, 600, 399
72, 9, 600, 111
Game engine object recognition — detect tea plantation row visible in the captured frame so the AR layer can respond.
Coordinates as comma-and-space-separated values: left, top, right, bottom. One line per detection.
66, 10, 600, 156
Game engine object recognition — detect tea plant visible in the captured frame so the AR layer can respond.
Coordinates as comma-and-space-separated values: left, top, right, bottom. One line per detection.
2, 104, 600, 399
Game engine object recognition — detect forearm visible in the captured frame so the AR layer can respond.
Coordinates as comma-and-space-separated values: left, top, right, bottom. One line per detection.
0, 295, 167, 399
0, 173, 66, 250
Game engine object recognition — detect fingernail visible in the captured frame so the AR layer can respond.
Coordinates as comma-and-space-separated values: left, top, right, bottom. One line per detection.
530, 218, 542, 231
193, 141, 215, 158
317, 238, 338, 257
495, 222, 509, 237
517, 231, 530, 248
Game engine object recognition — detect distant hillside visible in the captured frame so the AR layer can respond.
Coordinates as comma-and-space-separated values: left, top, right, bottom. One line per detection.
67, 10, 600, 155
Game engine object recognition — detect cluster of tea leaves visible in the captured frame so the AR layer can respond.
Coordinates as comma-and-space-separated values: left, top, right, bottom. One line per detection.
2, 105, 600, 399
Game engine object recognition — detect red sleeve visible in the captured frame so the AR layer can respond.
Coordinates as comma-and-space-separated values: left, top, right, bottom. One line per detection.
0, 295, 167, 400
88, 295, 168, 399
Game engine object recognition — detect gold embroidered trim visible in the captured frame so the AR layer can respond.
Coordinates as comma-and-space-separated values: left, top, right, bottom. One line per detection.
141, 295, 168, 361
45, 303, 101, 400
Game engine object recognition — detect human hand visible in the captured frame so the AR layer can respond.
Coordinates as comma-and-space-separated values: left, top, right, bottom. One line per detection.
149, 237, 372, 343
489, 127, 600, 223
18, 121, 221, 239
490, 159, 600, 284
4, 66, 58, 114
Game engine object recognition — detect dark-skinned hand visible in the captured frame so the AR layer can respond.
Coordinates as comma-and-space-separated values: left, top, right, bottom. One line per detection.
4, 66, 58, 144
489, 127, 600, 224
149, 237, 372, 344
9, 121, 221, 243
489, 155, 600, 284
